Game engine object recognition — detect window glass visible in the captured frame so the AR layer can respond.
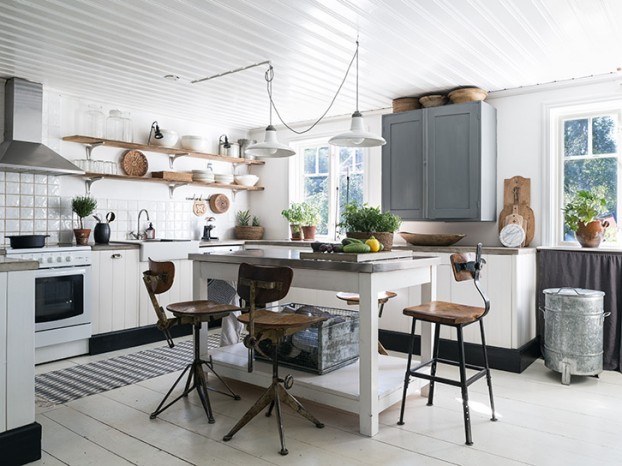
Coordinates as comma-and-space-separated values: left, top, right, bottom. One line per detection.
592, 115, 617, 154
564, 118, 588, 156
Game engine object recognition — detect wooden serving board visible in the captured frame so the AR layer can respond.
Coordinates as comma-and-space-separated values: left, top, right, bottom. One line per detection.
498, 176, 535, 247
151, 171, 192, 182
299, 250, 413, 262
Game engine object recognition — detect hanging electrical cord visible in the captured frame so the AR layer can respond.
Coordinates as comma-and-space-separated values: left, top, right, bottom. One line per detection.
266, 41, 359, 135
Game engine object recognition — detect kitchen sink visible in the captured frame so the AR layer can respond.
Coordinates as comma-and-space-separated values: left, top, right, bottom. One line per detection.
115, 239, 200, 261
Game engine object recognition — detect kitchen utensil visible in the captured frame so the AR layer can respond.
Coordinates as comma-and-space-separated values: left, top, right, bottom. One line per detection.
121, 150, 148, 176
503, 188, 524, 228
193, 199, 208, 216
209, 193, 230, 213
151, 171, 193, 182
219, 134, 240, 157
202, 217, 217, 240
498, 176, 535, 246
499, 223, 525, 248
5, 234, 50, 249
399, 232, 466, 247
106, 212, 115, 223
94, 223, 111, 244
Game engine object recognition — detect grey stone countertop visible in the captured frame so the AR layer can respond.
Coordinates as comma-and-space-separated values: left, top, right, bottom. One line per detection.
189, 248, 440, 273
0, 256, 39, 272
91, 242, 141, 251
396, 244, 536, 255
199, 240, 245, 247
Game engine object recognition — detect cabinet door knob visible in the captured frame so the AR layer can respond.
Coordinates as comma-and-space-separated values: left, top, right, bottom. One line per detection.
111, 253, 122, 259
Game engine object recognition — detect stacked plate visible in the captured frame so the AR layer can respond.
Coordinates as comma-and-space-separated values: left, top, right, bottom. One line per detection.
192, 169, 215, 183
214, 173, 234, 184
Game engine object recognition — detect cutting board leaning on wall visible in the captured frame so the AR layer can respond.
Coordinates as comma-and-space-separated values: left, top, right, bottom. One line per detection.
498, 176, 535, 247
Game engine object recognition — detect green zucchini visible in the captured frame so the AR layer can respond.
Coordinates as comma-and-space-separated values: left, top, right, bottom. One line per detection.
342, 237, 364, 246
343, 242, 371, 253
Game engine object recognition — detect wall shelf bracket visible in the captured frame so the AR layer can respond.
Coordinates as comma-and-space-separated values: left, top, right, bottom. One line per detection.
84, 176, 104, 195
168, 153, 189, 169
168, 183, 187, 198
85, 142, 104, 160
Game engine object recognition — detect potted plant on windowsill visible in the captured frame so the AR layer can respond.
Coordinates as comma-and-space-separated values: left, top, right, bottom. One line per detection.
301, 201, 321, 241
281, 202, 305, 240
563, 188, 609, 248
72, 195, 97, 245
234, 210, 265, 240
339, 202, 402, 251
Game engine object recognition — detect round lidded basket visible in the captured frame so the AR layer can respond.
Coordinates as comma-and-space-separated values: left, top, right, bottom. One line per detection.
447, 87, 488, 104
392, 97, 421, 113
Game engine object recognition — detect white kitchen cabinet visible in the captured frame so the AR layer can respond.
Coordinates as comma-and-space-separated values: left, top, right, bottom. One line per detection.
91, 249, 140, 334
138, 259, 193, 326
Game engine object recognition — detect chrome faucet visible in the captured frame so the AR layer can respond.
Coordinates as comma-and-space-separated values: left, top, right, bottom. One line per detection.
131, 209, 150, 239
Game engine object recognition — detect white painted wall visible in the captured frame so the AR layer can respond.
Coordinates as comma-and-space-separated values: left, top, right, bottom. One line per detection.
250, 77, 622, 247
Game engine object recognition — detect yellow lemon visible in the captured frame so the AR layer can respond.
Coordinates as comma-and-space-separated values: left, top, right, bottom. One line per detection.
365, 236, 381, 252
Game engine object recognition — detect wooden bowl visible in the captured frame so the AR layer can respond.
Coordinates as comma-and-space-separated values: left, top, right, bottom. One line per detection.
419, 95, 448, 108
448, 87, 488, 104
399, 232, 466, 247
392, 97, 421, 113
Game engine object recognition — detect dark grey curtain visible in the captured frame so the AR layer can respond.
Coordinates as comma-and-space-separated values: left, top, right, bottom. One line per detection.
536, 249, 622, 371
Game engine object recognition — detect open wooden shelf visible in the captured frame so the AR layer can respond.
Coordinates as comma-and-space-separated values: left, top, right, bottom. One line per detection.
81, 172, 264, 191
62, 135, 265, 166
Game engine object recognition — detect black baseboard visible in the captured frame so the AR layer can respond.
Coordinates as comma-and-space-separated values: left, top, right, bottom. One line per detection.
0, 422, 41, 465
379, 329, 541, 373
89, 324, 194, 355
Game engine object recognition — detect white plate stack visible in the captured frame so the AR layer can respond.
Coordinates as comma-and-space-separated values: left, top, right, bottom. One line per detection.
214, 173, 234, 184
192, 170, 215, 183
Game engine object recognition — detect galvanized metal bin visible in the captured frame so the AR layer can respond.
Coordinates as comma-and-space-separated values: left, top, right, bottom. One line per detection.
542, 288, 609, 385
256, 303, 359, 375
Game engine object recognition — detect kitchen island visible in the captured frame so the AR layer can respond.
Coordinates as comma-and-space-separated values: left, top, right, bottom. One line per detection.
189, 248, 440, 437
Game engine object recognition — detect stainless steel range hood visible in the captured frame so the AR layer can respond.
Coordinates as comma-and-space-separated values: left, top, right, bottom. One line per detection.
0, 77, 83, 176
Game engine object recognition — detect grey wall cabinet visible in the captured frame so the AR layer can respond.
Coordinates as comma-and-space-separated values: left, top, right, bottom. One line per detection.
382, 101, 497, 221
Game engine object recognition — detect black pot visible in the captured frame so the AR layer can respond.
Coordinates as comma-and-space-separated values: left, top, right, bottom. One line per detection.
94, 223, 111, 244
5, 234, 50, 249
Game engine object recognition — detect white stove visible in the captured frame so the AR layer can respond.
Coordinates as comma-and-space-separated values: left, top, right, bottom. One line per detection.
6, 245, 93, 364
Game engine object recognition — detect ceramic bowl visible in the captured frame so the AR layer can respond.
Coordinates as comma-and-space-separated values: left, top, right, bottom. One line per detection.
180, 135, 208, 152
151, 129, 179, 147
234, 174, 259, 186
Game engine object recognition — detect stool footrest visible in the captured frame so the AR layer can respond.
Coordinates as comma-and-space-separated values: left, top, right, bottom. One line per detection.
408, 358, 488, 388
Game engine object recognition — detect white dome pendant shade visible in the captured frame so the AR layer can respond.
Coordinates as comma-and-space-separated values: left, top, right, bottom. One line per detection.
328, 111, 386, 147
245, 125, 296, 158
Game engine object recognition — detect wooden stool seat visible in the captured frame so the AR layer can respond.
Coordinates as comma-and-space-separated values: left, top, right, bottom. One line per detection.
403, 301, 486, 325
167, 301, 240, 319
336, 291, 397, 306
336, 290, 397, 355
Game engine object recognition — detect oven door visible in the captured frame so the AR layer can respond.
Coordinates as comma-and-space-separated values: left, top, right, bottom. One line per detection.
34, 266, 91, 332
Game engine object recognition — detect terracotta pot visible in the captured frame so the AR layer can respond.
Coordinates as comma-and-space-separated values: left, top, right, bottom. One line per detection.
73, 228, 91, 246
234, 225, 264, 240
289, 224, 302, 241
575, 220, 608, 248
346, 231, 394, 251
302, 225, 317, 241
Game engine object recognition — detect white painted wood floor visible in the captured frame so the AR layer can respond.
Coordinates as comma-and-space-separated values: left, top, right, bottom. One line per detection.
33, 339, 622, 466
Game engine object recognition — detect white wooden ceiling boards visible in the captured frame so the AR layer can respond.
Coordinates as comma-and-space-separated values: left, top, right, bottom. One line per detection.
0, 0, 620, 130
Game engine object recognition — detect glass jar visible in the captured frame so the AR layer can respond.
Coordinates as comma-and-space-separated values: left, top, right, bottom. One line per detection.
105, 109, 124, 141
84, 105, 105, 138
121, 111, 133, 143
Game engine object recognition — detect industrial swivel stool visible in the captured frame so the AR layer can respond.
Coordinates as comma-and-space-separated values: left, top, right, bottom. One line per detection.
336, 291, 397, 354
398, 243, 497, 445
223, 262, 325, 456
143, 259, 242, 424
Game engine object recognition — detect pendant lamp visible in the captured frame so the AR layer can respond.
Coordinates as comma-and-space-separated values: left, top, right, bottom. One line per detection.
245, 66, 296, 158
329, 41, 386, 148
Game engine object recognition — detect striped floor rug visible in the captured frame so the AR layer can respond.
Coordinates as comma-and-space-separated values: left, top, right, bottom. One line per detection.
36, 334, 222, 406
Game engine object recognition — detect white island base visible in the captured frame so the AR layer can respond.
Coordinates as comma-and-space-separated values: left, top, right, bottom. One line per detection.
209, 343, 424, 415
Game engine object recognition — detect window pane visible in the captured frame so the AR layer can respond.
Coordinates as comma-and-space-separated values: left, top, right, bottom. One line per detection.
304, 148, 316, 174
592, 116, 618, 155
304, 176, 329, 235
563, 157, 617, 238
564, 119, 588, 157
318, 146, 330, 173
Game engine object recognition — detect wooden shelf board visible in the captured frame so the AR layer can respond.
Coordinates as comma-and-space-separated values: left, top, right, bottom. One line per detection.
82, 172, 264, 191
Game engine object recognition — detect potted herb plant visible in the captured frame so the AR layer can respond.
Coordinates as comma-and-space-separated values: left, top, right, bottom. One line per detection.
234, 210, 265, 240
72, 195, 97, 245
301, 201, 321, 241
281, 202, 305, 240
339, 202, 402, 251
563, 188, 609, 248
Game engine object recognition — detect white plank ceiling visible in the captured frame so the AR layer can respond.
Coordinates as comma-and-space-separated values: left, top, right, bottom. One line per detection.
0, 0, 621, 130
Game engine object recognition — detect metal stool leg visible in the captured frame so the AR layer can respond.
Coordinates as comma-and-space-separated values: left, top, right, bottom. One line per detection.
398, 318, 417, 425
457, 326, 473, 445
427, 323, 441, 406
479, 320, 497, 421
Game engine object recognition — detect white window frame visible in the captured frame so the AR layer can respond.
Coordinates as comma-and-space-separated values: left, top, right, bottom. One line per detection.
547, 100, 622, 246
288, 136, 371, 240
